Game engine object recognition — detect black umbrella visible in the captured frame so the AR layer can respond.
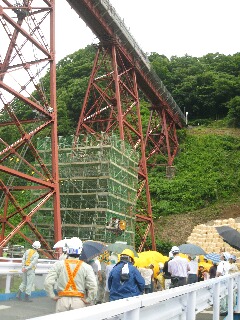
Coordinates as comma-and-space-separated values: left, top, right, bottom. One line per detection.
216, 226, 240, 250
79, 240, 108, 262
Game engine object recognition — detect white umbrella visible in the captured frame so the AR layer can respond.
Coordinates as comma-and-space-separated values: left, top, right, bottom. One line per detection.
53, 239, 69, 249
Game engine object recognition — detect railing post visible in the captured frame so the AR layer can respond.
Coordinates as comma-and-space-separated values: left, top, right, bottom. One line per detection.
235, 276, 240, 313
228, 278, 234, 320
186, 291, 196, 320
213, 282, 220, 320
5, 274, 12, 293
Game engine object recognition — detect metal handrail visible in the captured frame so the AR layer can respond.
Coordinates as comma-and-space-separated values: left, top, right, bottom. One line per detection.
23, 272, 240, 320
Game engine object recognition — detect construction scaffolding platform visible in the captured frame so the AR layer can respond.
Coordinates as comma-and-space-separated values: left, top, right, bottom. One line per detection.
32, 133, 139, 247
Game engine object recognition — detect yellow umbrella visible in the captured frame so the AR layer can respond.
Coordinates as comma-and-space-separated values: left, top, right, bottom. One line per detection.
134, 251, 168, 278
198, 261, 212, 272
179, 252, 189, 260
138, 251, 164, 261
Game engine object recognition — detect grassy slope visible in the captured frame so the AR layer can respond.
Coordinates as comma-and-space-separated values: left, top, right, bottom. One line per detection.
153, 126, 240, 245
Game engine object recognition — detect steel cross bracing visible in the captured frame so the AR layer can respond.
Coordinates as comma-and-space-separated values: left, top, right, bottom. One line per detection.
74, 44, 156, 250
0, 0, 185, 255
70, 0, 185, 251
0, 0, 61, 258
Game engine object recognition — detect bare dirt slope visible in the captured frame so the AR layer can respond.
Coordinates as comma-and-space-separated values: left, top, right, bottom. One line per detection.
154, 202, 240, 245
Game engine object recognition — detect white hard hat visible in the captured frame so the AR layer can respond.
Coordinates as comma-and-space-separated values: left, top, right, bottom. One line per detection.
171, 246, 180, 254
222, 252, 231, 261
32, 241, 41, 249
67, 237, 83, 255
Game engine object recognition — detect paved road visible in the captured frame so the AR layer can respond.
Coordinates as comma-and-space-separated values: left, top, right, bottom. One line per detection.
0, 296, 227, 320
0, 296, 55, 320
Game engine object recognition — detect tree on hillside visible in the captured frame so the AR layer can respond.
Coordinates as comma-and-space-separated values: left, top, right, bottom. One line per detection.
226, 96, 240, 128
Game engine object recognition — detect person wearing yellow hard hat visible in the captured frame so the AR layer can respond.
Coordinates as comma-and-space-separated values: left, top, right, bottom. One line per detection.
108, 248, 145, 301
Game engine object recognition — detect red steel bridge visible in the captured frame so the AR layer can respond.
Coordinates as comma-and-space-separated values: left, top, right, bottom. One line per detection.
0, 0, 185, 258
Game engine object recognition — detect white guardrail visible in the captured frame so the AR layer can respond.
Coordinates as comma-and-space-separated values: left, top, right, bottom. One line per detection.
0, 258, 56, 293
1, 259, 240, 320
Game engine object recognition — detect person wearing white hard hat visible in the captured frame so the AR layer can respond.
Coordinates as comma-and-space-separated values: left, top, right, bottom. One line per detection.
216, 252, 231, 277
168, 246, 189, 288
229, 255, 239, 274
16, 240, 41, 302
44, 237, 97, 313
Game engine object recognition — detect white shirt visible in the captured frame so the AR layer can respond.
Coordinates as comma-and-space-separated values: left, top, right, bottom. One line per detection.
217, 261, 231, 276
187, 260, 198, 275
138, 268, 153, 286
89, 259, 101, 274
168, 256, 189, 277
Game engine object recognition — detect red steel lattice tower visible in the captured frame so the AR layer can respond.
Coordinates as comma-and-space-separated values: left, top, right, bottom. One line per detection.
74, 43, 156, 250
0, 0, 61, 258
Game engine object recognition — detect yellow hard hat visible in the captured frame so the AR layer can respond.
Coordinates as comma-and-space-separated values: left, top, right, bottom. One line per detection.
120, 249, 135, 261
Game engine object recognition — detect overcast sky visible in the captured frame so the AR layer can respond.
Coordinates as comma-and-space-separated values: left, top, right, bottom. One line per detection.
55, 0, 240, 62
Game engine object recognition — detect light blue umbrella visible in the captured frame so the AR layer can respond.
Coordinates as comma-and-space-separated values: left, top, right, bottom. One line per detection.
205, 252, 221, 264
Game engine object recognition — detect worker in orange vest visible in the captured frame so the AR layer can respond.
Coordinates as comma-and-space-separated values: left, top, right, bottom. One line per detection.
44, 237, 97, 313
16, 240, 41, 302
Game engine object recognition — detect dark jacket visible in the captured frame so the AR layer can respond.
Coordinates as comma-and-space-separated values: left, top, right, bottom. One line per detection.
163, 259, 172, 279
108, 261, 145, 301
209, 264, 217, 278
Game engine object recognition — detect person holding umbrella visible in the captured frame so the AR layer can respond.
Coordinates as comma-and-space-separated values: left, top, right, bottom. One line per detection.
168, 246, 189, 288
187, 256, 198, 284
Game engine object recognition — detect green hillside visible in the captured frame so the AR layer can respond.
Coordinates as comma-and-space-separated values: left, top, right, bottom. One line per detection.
151, 124, 240, 253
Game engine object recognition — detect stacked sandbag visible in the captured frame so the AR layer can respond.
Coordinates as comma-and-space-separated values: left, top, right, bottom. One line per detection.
187, 218, 240, 262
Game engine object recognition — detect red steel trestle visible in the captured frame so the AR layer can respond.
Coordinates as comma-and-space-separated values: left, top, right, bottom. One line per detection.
0, 0, 61, 258
74, 43, 156, 251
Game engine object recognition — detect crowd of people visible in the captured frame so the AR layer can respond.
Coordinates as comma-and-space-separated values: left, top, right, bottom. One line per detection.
159, 246, 239, 316
15, 239, 239, 316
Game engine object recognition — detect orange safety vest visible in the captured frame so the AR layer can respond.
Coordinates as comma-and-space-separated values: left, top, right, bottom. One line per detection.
58, 259, 84, 297
25, 249, 36, 267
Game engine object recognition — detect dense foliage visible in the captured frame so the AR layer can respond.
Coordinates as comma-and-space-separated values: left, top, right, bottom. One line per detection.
149, 52, 240, 124
3, 46, 240, 250
149, 128, 240, 217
